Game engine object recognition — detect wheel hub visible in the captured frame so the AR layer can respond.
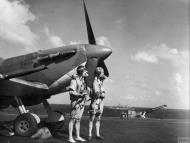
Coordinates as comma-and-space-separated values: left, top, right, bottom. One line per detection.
18, 120, 29, 133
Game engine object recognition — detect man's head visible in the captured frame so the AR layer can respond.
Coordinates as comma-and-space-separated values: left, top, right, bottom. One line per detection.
95, 67, 105, 79
76, 65, 88, 77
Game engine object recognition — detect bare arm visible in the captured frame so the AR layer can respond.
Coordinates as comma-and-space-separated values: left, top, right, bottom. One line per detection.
69, 90, 83, 97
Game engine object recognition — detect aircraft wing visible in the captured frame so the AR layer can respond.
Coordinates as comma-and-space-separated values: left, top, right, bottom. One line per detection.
145, 105, 167, 113
0, 66, 47, 80
9, 78, 48, 90
0, 78, 49, 97
0, 49, 76, 79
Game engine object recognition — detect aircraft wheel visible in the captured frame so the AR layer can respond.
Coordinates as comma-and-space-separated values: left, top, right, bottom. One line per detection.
14, 113, 38, 137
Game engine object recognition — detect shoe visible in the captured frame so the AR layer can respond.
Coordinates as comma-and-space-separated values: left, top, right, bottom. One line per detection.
75, 136, 86, 142
96, 135, 104, 140
88, 136, 92, 141
9, 132, 15, 136
68, 138, 76, 143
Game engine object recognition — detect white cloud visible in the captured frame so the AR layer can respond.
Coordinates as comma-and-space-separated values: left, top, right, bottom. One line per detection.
96, 36, 112, 48
173, 72, 189, 108
0, 0, 37, 46
49, 36, 64, 47
68, 36, 112, 47
131, 44, 189, 67
174, 73, 182, 84
44, 26, 65, 47
131, 51, 158, 63
132, 43, 189, 108
174, 73, 183, 96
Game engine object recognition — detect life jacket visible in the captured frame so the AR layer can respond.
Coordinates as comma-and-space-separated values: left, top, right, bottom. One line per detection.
70, 75, 86, 102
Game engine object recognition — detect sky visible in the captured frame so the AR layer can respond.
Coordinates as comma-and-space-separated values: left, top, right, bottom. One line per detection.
0, 0, 189, 109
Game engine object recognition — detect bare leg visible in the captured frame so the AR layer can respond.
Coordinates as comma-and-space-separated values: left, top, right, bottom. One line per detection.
96, 102, 103, 137
89, 114, 95, 137
74, 119, 86, 142
68, 118, 75, 140
96, 119, 100, 137
75, 119, 80, 138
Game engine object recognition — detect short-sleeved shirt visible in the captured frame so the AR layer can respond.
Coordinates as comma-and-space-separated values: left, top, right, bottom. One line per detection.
89, 77, 105, 116
69, 75, 86, 102
91, 77, 104, 99
69, 75, 86, 119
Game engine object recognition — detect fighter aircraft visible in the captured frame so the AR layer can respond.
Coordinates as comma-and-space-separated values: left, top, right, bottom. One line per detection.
116, 105, 167, 119
0, 0, 112, 137
135, 104, 167, 118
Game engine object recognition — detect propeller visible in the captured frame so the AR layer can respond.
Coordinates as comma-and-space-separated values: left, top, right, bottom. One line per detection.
85, 58, 99, 87
83, 0, 96, 45
83, 0, 110, 85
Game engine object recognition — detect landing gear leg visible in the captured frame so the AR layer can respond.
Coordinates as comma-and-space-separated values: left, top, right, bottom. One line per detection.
13, 96, 38, 137
14, 96, 27, 114
42, 99, 65, 136
42, 99, 64, 122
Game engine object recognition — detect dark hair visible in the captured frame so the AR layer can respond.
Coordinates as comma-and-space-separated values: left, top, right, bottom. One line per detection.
77, 65, 85, 75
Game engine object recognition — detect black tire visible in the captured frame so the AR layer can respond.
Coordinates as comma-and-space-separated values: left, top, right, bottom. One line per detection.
14, 113, 38, 137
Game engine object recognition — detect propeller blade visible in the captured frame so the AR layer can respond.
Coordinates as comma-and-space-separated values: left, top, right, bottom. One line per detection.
98, 61, 109, 77
85, 58, 98, 88
83, 0, 96, 44
83, 0, 110, 81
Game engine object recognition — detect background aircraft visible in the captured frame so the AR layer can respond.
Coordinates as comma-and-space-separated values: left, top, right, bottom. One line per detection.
112, 105, 167, 119
0, 0, 112, 137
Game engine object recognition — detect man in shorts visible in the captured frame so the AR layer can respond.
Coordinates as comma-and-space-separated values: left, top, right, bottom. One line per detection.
68, 65, 89, 143
88, 67, 106, 140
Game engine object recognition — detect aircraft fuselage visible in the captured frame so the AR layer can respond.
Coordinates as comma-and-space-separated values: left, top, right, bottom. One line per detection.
0, 44, 111, 107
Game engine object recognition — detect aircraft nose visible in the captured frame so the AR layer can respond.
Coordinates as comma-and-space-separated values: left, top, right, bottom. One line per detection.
102, 46, 112, 58
85, 45, 112, 59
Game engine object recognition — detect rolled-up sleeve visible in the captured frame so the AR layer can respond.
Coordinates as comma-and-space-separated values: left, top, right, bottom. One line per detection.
69, 79, 81, 100
69, 79, 76, 91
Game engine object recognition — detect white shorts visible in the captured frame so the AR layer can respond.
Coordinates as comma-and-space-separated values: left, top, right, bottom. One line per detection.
89, 99, 104, 117
70, 101, 84, 120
